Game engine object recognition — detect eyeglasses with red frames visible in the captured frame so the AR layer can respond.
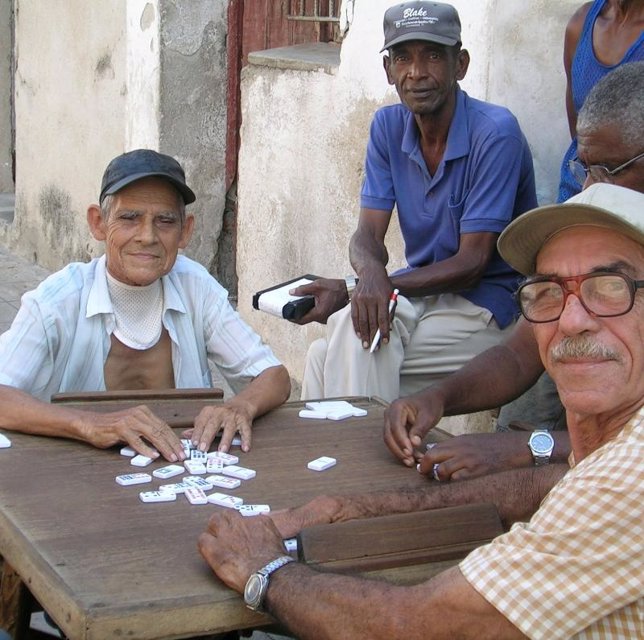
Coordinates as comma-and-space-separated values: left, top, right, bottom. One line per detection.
517, 271, 644, 323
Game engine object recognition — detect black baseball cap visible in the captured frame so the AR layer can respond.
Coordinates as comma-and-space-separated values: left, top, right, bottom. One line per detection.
99, 149, 196, 205
381, 1, 461, 52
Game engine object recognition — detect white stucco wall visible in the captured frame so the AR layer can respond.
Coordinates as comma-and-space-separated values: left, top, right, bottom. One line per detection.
0, 0, 228, 273
126, 0, 161, 150
1, 0, 128, 267
0, 0, 583, 402
0, 0, 13, 192
237, 0, 580, 390
157, 0, 230, 274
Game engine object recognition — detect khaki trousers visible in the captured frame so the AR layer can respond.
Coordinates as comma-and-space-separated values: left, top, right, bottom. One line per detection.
301, 293, 514, 403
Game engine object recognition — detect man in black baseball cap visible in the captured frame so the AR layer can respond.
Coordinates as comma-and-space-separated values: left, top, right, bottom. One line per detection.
0, 149, 290, 463
199, 184, 644, 640
294, 1, 537, 408
99, 148, 196, 205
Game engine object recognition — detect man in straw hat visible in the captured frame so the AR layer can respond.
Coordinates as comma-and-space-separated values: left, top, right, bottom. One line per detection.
200, 182, 643, 638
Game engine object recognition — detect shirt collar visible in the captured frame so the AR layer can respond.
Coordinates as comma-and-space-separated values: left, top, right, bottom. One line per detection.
86, 255, 112, 318
569, 404, 644, 468
401, 85, 470, 161
161, 266, 188, 314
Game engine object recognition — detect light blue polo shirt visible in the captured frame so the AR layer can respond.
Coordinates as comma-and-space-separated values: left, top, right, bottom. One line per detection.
360, 86, 537, 329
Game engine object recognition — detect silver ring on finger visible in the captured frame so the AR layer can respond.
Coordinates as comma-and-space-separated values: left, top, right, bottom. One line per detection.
433, 463, 441, 481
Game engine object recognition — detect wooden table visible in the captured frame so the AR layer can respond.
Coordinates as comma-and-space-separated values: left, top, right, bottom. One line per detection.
0, 398, 493, 640
50, 388, 225, 428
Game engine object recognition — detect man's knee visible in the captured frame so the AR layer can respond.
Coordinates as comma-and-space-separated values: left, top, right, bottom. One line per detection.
301, 338, 328, 400
306, 337, 328, 367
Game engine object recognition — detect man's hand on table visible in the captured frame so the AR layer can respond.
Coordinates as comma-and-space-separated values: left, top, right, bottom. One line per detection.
185, 401, 254, 454
384, 389, 446, 467
81, 405, 186, 462
418, 432, 536, 481
288, 278, 349, 324
199, 510, 287, 593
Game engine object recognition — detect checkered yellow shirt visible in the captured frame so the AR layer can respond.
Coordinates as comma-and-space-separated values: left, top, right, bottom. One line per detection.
460, 407, 644, 639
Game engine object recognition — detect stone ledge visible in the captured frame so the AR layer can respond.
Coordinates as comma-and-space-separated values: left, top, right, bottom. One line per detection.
247, 43, 340, 74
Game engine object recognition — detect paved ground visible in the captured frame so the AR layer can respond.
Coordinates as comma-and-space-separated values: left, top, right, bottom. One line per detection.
0, 243, 291, 639
0, 243, 49, 333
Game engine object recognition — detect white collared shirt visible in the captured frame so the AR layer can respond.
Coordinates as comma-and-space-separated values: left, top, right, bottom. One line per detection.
0, 254, 280, 399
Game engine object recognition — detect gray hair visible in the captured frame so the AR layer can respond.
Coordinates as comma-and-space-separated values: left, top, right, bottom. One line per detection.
577, 61, 644, 149
100, 190, 186, 222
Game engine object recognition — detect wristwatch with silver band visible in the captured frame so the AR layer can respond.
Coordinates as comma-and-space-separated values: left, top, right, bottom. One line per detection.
244, 555, 295, 612
528, 429, 555, 466
344, 274, 358, 300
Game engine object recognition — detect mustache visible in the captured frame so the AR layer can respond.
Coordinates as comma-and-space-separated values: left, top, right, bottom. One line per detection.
550, 336, 620, 362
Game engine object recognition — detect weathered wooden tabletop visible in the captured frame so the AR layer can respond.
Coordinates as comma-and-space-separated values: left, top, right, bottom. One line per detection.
0, 397, 486, 640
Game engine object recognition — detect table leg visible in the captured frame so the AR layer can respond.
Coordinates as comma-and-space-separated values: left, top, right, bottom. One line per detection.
0, 558, 33, 639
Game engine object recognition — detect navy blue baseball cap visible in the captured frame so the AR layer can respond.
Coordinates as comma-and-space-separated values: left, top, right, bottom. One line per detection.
100, 149, 196, 205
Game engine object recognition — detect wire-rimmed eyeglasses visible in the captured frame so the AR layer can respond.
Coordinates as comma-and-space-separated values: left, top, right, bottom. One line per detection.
517, 272, 644, 323
568, 151, 644, 186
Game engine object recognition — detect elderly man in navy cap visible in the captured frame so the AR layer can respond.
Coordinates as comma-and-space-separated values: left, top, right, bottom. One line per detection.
200, 182, 644, 639
0, 149, 290, 460
292, 1, 537, 403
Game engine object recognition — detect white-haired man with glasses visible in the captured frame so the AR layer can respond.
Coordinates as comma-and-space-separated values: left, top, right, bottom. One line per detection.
568, 61, 644, 193
384, 61, 644, 482
198, 182, 643, 639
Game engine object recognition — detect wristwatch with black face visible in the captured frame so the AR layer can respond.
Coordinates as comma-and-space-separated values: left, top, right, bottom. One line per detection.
528, 429, 555, 466
244, 555, 295, 612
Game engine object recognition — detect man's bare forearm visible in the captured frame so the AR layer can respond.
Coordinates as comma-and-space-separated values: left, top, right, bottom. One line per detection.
327, 464, 566, 529
0, 384, 90, 439
227, 365, 291, 419
427, 320, 545, 416
349, 227, 389, 278
387, 232, 498, 298
267, 563, 406, 640
0, 383, 186, 460
266, 564, 525, 640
